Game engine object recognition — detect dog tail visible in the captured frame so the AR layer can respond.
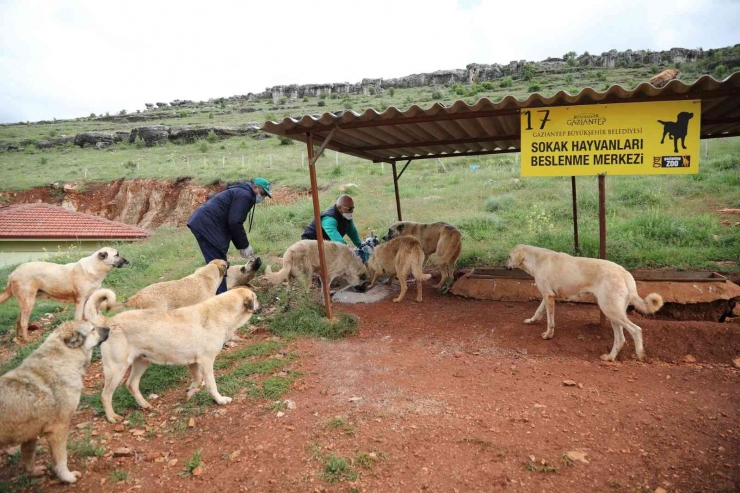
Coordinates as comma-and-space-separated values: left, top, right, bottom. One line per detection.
264, 264, 290, 285
411, 254, 432, 282
84, 289, 116, 324
99, 298, 127, 313
632, 292, 664, 315
0, 282, 11, 304
657, 120, 667, 124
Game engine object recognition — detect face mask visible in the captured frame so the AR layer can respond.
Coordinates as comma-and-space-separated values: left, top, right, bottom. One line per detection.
342, 212, 353, 220
255, 194, 264, 204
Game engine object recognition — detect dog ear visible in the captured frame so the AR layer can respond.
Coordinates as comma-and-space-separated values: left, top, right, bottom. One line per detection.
98, 251, 108, 260
397, 223, 404, 232
63, 330, 86, 349
244, 295, 257, 312
240, 266, 247, 273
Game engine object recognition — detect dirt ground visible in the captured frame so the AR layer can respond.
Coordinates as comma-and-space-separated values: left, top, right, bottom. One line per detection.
2, 282, 739, 493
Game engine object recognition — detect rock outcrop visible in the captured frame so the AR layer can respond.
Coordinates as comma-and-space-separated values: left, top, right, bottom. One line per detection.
73, 132, 116, 148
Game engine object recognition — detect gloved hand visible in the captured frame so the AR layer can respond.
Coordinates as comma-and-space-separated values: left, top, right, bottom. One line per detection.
239, 246, 254, 259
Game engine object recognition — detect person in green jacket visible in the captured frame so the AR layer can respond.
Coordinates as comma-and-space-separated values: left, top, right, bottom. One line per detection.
301, 195, 362, 249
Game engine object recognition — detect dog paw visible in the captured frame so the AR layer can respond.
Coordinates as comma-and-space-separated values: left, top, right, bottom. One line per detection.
215, 396, 232, 405
392, 298, 401, 303
27, 465, 46, 477
541, 330, 554, 340
416, 297, 422, 303
523, 318, 535, 325
56, 469, 81, 484
600, 353, 616, 361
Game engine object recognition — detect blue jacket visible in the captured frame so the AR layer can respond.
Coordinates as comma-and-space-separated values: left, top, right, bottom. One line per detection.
187, 182, 256, 252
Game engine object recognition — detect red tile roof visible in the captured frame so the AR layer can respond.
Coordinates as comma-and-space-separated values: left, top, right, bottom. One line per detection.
0, 203, 150, 239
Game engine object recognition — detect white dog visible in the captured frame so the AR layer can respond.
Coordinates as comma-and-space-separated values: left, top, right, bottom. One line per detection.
505, 245, 663, 361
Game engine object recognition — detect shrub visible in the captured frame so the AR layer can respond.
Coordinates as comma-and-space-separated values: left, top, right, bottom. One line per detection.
451, 83, 466, 95
134, 136, 145, 149
368, 86, 376, 95
633, 62, 644, 68
498, 77, 513, 88
595, 70, 607, 81
119, 109, 126, 116
329, 93, 339, 100
199, 141, 208, 153
177, 110, 188, 118
317, 100, 326, 107
522, 63, 534, 81
715, 64, 728, 79
208, 112, 214, 119
89, 113, 96, 118
302, 96, 309, 102
49, 129, 57, 137
278, 136, 294, 146
265, 112, 276, 121
432, 89, 444, 100
39, 156, 49, 165
618, 60, 627, 68
206, 130, 218, 144
278, 96, 287, 105
483, 194, 515, 212
319, 93, 328, 100
388, 87, 395, 97
650, 64, 660, 74
481, 81, 495, 90
527, 81, 541, 92
567, 86, 579, 94
343, 99, 354, 110
565, 73, 574, 84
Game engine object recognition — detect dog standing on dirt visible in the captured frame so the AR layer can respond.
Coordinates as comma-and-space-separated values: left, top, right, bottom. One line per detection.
227, 257, 262, 290
367, 237, 431, 303
84, 287, 260, 423
102, 259, 229, 312
264, 240, 368, 291
505, 245, 664, 361
0, 248, 128, 341
382, 221, 462, 290
0, 320, 110, 483
658, 111, 694, 153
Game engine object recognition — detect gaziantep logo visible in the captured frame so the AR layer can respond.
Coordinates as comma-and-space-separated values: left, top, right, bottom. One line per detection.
567, 113, 607, 126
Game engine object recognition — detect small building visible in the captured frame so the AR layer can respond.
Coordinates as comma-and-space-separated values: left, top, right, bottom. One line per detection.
0, 203, 149, 267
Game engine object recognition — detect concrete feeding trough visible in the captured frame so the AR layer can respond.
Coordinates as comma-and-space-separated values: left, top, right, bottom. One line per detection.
450, 268, 740, 322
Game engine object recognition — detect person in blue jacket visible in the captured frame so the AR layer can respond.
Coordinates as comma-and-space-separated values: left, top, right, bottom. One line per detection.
187, 177, 271, 294
301, 194, 363, 253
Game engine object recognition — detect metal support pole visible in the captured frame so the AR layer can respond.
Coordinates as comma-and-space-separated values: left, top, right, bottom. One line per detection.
306, 133, 333, 319
392, 161, 402, 221
571, 176, 579, 254
598, 174, 606, 325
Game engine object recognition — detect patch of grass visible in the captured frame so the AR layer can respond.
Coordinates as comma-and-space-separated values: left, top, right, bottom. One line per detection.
68, 428, 105, 458
180, 449, 203, 477
110, 470, 129, 482
326, 417, 356, 435
5, 450, 20, 466
214, 340, 283, 370
128, 411, 145, 428
321, 455, 357, 483
459, 437, 491, 448
355, 452, 385, 470
14, 475, 38, 489
248, 376, 293, 400
268, 300, 358, 340
483, 194, 515, 212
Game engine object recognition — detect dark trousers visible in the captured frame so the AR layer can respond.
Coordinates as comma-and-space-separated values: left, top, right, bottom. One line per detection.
190, 228, 228, 294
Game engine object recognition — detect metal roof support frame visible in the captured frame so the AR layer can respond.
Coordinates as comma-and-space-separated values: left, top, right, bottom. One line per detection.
598, 173, 607, 326
571, 176, 579, 255
306, 131, 335, 319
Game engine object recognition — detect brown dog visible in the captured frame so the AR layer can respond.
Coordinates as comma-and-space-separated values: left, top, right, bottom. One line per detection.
649, 68, 680, 88
0, 320, 110, 483
0, 248, 128, 341
367, 237, 431, 303
382, 221, 462, 289
103, 259, 229, 312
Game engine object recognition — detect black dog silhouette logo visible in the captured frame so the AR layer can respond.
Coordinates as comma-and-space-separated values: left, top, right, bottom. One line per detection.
657, 112, 694, 153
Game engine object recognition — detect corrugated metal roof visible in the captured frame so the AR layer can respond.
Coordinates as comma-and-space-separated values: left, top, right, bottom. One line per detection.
0, 203, 150, 239
261, 73, 740, 163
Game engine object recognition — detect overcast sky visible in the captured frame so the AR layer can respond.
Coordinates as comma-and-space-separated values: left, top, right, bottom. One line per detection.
1, 0, 738, 123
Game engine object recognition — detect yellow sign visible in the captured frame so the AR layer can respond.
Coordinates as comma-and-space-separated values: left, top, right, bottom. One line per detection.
520, 100, 700, 176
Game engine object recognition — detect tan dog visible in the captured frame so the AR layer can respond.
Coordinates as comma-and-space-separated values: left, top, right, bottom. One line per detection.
103, 259, 228, 312
0, 248, 128, 341
505, 245, 663, 361
367, 237, 431, 303
0, 320, 110, 483
264, 240, 368, 291
650, 68, 681, 88
227, 257, 262, 290
84, 287, 260, 423
382, 221, 462, 289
